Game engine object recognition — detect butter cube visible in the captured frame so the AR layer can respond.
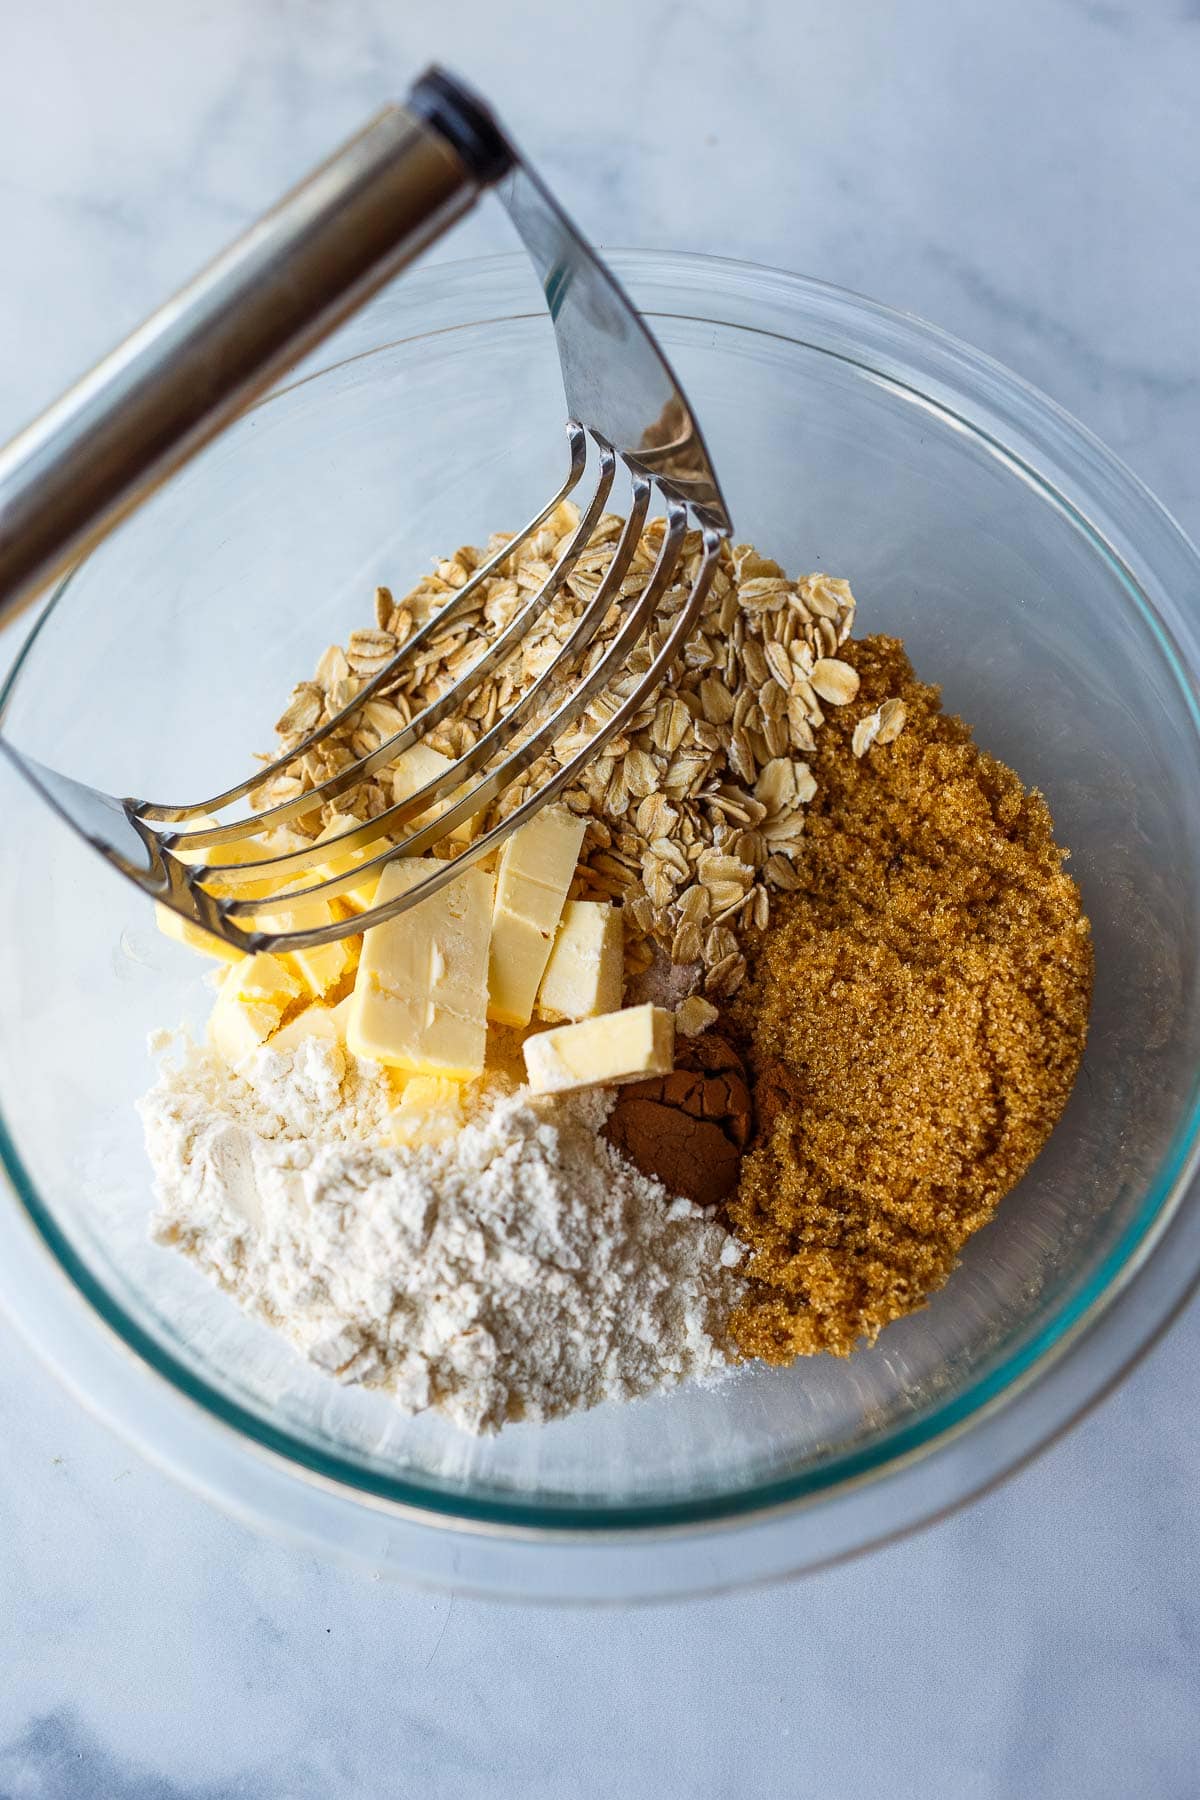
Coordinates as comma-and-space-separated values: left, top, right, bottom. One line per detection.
394, 741, 453, 793
536, 901, 624, 1022
289, 924, 358, 999
347, 858, 493, 1079
311, 748, 476, 918
523, 1003, 675, 1095
290, 925, 358, 999
269, 994, 353, 1054
157, 816, 363, 966
487, 806, 587, 1027
154, 901, 243, 964
208, 952, 303, 1067
179, 817, 292, 901
393, 742, 452, 815
155, 815, 275, 961
392, 742, 476, 843
380, 1075, 464, 1148
252, 896, 358, 998
312, 812, 384, 913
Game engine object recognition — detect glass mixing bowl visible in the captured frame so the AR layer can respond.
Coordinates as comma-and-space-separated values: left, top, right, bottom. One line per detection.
2, 252, 1199, 1602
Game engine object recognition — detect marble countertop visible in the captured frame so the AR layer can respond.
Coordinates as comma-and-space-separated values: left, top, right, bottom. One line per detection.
2, 2, 1198, 1793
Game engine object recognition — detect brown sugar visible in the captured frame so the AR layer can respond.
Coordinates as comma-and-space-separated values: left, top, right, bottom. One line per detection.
727, 635, 1093, 1361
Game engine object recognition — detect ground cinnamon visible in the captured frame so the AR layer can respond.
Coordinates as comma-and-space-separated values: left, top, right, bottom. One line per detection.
727, 635, 1093, 1361
604, 1035, 753, 1207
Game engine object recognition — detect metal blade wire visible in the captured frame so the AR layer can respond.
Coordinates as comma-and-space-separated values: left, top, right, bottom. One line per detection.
142, 422, 591, 833
221, 480, 670, 927
216, 467, 653, 905
162, 438, 619, 859
200, 492, 724, 952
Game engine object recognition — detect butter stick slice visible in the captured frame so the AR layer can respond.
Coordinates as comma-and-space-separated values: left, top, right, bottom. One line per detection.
380, 1076, 464, 1148
269, 994, 353, 1054
208, 952, 303, 1067
155, 814, 276, 962
536, 900, 623, 1022
487, 805, 587, 1027
523, 1003, 675, 1095
392, 743, 475, 845
155, 901, 243, 965
347, 857, 493, 1080
312, 812, 384, 914
253, 897, 358, 998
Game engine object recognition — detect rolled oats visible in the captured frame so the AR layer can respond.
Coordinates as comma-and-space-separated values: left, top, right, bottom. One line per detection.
671, 921, 704, 966
810, 658, 861, 706
677, 883, 711, 926
852, 712, 881, 759
852, 694, 907, 759
875, 696, 907, 745
675, 995, 720, 1038
258, 501, 859, 986
274, 685, 323, 736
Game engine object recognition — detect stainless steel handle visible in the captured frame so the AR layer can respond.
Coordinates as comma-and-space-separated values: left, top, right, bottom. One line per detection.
0, 101, 478, 628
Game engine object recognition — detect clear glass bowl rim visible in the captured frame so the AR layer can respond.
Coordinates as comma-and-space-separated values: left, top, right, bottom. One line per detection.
2, 247, 1200, 1550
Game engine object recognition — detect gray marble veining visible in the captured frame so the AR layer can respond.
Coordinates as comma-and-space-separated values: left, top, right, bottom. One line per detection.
1, 1, 1198, 1794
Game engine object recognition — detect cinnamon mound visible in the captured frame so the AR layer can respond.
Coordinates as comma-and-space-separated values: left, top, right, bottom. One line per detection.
604, 1035, 753, 1208
727, 635, 1093, 1361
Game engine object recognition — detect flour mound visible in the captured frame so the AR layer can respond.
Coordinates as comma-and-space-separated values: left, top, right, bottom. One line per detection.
139, 1036, 744, 1435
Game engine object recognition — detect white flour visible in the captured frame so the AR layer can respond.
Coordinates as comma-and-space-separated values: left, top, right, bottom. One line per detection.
139, 1035, 745, 1434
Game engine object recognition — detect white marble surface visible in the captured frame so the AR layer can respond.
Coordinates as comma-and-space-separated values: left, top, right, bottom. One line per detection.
2, 0, 1198, 1793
